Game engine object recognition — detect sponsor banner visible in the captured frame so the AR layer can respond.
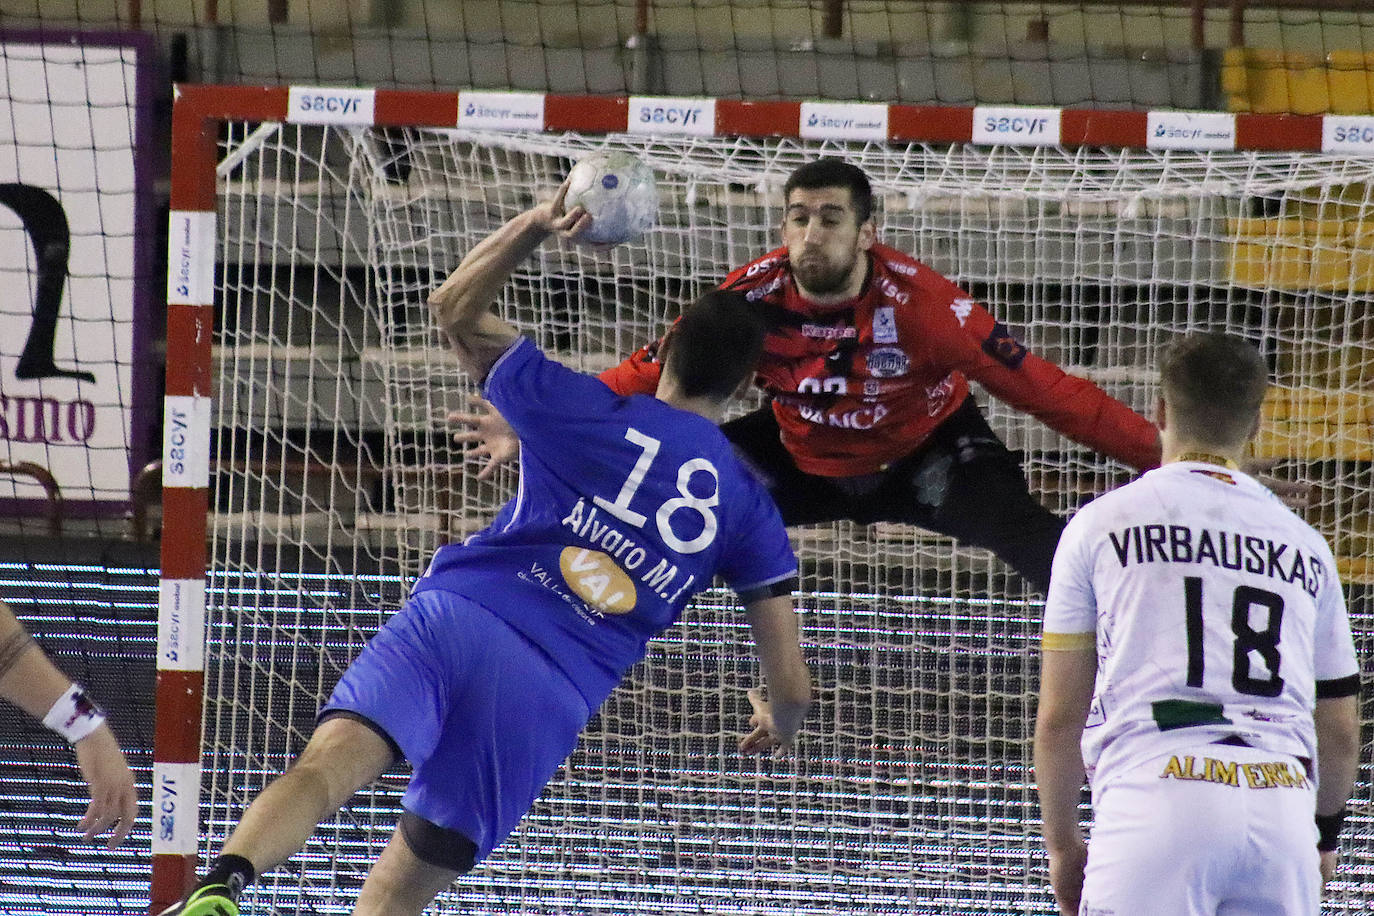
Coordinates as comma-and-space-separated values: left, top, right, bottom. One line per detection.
286, 86, 376, 125
972, 106, 1062, 146
162, 395, 211, 489
628, 96, 716, 136
166, 211, 215, 305
1146, 111, 1236, 151
800, 102, 889, 141
1322, 115, 1374, 153
152, 762, 201, 855
158, 579, 205, 672
0, 38, 144, 507
457, 90, 545, 131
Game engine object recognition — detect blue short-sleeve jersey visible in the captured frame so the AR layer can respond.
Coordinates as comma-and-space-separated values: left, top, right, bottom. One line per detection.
411, 337, 796, 705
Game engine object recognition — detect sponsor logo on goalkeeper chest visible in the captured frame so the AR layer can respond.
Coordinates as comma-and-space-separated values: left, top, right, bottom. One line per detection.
744, 256, 781, 277
801, 323, 857, 340
865, 347, 910, 378
746, 275, 785, 302
797, 402, 891, 429
875, 277, 910, 306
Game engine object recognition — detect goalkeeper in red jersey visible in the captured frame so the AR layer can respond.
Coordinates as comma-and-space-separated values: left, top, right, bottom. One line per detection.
462, 157, 1168, 593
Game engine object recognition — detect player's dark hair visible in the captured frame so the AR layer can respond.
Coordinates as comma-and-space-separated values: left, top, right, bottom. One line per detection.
661, 290, 765, 402
783, 157, 874, 224
1160, 332, 1269, 447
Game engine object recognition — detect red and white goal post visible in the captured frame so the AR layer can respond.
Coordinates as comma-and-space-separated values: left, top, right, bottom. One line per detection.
159, 84, 1372, 915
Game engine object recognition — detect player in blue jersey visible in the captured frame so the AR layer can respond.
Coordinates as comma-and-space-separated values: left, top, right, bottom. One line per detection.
159, 181, 812, 916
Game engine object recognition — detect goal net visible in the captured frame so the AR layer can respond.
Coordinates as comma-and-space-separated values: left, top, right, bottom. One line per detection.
188, 99, 1372, 915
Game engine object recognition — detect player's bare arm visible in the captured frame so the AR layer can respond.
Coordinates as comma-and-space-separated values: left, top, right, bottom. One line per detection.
1033, 645, 1096, 916
0, 601, 137, 849
1314, 693, 1360, 884
738, 594, 811, 756
428, 180, 591, 379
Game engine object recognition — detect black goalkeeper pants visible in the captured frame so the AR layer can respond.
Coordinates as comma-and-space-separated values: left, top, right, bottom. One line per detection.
721, 396, 1065, 594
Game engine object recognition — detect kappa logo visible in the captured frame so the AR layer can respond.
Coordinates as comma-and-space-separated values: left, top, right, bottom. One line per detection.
949, 298, 974, 326
866, 346, 909, 378
801, 323, 857, 340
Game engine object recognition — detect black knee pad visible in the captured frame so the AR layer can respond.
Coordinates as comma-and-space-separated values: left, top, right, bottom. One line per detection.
398, 810, 477, 874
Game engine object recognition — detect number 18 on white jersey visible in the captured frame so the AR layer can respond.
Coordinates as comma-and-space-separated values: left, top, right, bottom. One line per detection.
1043, 460, 1359, 784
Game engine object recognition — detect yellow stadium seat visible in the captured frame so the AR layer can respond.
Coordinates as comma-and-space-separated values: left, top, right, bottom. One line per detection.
1256, 386, 1374, 461
1284, 52, 1330, 115
1326, 50, 1372, 114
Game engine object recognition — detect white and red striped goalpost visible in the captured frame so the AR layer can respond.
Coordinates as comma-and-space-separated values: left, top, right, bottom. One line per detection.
159, 85, 1372, 914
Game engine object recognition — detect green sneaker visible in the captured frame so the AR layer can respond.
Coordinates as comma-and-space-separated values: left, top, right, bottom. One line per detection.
159, 885, 239, 916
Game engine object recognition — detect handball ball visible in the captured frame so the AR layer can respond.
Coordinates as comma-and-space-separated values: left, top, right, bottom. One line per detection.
564, 150, 658, 246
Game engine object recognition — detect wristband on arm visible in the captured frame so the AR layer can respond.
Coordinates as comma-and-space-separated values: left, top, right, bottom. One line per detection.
42, 683, 107, 744
1316, 809, 1348, 852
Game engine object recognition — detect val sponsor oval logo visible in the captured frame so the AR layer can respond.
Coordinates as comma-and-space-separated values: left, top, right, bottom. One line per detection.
559, 547, 637, 614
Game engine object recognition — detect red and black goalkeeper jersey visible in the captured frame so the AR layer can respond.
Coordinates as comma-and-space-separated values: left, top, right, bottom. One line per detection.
599, 242, 1161, 477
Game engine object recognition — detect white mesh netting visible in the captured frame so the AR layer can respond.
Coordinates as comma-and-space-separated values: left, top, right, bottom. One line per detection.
201, 123, 1372, 914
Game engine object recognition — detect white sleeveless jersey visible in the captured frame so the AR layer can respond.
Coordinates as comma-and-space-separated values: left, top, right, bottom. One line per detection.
1044, 460, 1358, 785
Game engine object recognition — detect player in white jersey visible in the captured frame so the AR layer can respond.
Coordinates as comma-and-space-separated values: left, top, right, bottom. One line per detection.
1034, 332, 1360, 916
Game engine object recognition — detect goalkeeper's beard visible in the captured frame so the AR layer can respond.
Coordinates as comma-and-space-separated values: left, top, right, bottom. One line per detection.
792, 252, 861, 298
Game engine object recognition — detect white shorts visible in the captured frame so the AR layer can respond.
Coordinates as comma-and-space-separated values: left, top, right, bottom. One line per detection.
1080, 742, 1320, 916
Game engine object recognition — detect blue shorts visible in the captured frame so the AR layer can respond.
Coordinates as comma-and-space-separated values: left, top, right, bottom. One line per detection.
321, 590, 591, 863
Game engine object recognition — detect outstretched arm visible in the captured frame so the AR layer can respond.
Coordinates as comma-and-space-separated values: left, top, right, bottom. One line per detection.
738, 595, 810, 755
0, 601, 136, 848
428, 181, 591, 379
